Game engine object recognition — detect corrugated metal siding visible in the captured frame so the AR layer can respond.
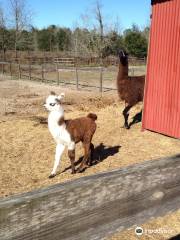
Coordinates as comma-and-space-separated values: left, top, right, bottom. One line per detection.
142, 0, 180, 138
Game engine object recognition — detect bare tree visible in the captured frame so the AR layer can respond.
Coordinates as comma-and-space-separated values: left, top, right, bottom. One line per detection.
73, 0, 122, 59
0, 4, 7, 60
8, 0, 32, 59
77, 1, 105, 59
94, 1, 104, 45
93, 1, 122, 60
92, 0, 105, 61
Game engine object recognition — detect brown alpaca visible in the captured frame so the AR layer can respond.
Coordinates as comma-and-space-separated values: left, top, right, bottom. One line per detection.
117, 50, 145, 129
62, 113, 97, 173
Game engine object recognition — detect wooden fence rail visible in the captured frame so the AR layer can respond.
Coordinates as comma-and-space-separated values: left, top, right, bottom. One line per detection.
0, 61, 146, 93
0, 154, 180, 240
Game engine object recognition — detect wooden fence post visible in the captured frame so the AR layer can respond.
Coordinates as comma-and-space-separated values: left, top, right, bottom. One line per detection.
9, 62, 12, 77
2, 63, 4, 74
56, 64, 60, 85
44, 61, 46, 82
75, 67, 79, 90
29, 63, 31, 80
132, 67, 134, 76
41, 65, 44, 82
99, 67, 103, 93
18, 64, 21, 79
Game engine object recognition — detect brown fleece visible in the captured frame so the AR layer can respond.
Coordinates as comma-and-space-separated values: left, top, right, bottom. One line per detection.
58, 113, 97, 173
58, 116, 65, 125
117, 51, 145, 128
117, 61, 145, 106
87, 113, 97, 121
65, 116, 97, 143
68, 149, 76, 174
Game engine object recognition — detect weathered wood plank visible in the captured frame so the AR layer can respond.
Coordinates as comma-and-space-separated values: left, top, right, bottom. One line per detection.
0, 154, 180, 240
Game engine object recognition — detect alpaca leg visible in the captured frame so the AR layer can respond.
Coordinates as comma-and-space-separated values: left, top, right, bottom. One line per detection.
68, 149, 76, 174
88, 143, 94, 166
122, 104, 132, 129
77, 142, 90, 173
49, 144, 65, 178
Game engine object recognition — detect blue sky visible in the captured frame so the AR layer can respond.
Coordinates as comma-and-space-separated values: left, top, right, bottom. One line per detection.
1, 0, 151, 31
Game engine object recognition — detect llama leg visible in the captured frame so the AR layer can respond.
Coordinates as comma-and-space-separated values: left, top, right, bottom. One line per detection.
122, 104, 132, 129
128, 110, 142, 128
77, 142, 90, 173
49, 144, 65, 178
68, 149, 76, 174
88, 143, 94, 166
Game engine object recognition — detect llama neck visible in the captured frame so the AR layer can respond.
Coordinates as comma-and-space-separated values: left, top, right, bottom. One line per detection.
117, 62, 128, 81
48, 110, 64, 128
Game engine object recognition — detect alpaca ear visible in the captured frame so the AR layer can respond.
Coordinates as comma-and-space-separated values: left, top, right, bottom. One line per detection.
57, 93, 65, 100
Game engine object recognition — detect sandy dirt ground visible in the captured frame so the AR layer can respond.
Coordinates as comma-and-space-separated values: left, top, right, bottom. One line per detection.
0, 77, 179, 240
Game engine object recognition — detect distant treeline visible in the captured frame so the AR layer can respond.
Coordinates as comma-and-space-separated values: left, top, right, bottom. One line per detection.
0, 24, 149, 58
0, 0, 149, 59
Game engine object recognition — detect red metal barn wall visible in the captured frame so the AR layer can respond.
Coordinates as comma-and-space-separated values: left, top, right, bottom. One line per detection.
142, 0, 180, 138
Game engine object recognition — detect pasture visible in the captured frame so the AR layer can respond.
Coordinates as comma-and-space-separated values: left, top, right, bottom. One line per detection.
0, 77, 180, 239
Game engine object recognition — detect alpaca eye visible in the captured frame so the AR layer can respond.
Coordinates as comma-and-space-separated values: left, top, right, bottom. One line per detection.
50, 103, 56, 106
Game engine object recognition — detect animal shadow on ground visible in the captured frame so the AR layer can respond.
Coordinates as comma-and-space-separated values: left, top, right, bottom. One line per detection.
31, 116, 48, 126
128, 110, 142, 129
59, 143, 121, 174
168, 234, 180, 240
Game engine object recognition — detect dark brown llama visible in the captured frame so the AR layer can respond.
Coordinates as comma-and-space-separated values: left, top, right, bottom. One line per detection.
117, 50, 145, 129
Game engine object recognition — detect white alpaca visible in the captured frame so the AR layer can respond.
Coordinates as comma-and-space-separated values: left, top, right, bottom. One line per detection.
44, 92, 75, 178
44, 91, 97, 178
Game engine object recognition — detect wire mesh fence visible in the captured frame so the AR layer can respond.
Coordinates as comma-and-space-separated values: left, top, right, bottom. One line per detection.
0, 60, 146, 92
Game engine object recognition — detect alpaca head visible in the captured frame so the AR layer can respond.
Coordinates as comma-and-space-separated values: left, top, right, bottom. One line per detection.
44, 91, 65, 112
118, 50, 128, 66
